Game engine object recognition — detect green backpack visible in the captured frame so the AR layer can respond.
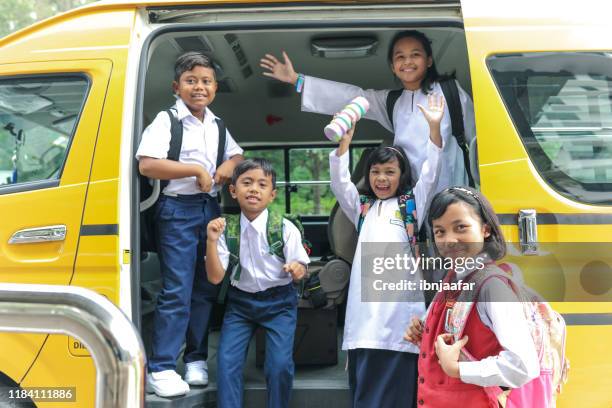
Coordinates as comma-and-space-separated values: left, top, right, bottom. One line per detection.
216, 212, 311, 303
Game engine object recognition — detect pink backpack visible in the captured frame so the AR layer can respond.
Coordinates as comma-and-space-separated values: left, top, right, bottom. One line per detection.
448, 263, 569, 408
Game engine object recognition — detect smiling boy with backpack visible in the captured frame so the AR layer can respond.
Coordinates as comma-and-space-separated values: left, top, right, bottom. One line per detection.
205, 158, 310, 408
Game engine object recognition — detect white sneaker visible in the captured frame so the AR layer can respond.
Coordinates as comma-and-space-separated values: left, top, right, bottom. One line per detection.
184, 360, 209, 386
146, 370, 190, 398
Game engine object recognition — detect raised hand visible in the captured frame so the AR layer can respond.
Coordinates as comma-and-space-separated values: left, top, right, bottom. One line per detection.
260, 51, 298, 85
334, 116, 356, 157
207, 217, 226, 242
417, 93, 445, 126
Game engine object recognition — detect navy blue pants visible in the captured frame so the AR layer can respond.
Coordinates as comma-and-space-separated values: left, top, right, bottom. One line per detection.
348, 348, 419, 408
217, 284, 298, 408
149, 193, 220, 373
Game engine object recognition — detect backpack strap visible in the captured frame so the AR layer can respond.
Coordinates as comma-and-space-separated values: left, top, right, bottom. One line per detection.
282, 213, 312, 256
267, 212, 286, 260
439, 266, 507, 339
397, 189, 419, 258
385, 89, 403, 129
439, 79, 474, 187
357, 195, 376, 234
160, 108, 183, 193
215, 117, 226, 168
217, 214, 241, 303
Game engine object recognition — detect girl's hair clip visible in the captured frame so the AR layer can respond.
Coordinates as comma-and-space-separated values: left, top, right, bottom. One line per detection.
449, 186, 478, 198
385, 146, 403, 157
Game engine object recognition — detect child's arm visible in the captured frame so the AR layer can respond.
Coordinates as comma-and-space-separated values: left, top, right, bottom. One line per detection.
260, 52, 393, 131
139, 157, 213, 193
281, 219, 310, 282
214, 154, 244, 186
436, 279, 540, 388
329, 124, 361, 227
459, 280, 540, 387
205, 217, 229, 284
413, 95, 445, 228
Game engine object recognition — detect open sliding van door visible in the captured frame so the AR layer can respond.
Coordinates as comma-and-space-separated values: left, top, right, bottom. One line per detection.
461, 1, 612, 406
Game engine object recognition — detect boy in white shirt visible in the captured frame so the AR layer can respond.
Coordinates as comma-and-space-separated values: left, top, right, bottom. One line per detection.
206, 158, 310, 408
136, 52, 243, 397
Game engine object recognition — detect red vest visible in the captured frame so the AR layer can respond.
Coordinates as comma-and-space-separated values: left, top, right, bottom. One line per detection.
417, 282, 504, 407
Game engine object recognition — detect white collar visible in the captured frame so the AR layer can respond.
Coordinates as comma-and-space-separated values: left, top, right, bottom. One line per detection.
174, 97, 217, 124
240, 209, 269, 234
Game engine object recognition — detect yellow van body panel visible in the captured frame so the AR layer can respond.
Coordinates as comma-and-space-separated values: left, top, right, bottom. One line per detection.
19, 335, 96, 408
0, 5, 133, 403
462, 1, 612, 407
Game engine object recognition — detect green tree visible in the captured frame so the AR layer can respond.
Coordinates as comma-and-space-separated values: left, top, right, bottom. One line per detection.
0, 0, 97, 38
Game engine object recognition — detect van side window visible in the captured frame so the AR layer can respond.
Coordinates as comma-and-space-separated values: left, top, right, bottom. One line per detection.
488, 52, 612, 204
244, 145, 372, 215
289, 147, 335, 216
0, 76, 88, 188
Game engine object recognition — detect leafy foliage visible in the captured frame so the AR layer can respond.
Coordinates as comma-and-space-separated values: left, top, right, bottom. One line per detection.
0, 0, 97, 38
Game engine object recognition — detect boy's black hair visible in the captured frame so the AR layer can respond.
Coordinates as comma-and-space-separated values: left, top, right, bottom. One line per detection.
231, 158, 277, 189
174, 52, 216, 82
363, 145, 412, 197
427, 186, 507, 260
387, 30, 452, 94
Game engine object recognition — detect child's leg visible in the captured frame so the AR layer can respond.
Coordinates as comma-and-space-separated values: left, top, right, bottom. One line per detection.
184, 196, 221, 363
349, 349, 418, 408
217, 289, 257, 408
149, 196, 204, 373
258, 285, 298, 408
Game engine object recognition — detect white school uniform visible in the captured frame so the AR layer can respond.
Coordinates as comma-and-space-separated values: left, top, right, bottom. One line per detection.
215, 209, 310, 293
136, 98, 243, 196
329, 139, 442, 353
303, 76, 476, 193
448, 262, 540, 388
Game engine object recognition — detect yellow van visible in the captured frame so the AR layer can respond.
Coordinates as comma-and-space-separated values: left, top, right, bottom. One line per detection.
1, 0, 611, 406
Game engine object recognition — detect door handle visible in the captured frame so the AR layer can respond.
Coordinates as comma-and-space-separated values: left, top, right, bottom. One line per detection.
518, 209, 537, 255
8, 225, 67, 244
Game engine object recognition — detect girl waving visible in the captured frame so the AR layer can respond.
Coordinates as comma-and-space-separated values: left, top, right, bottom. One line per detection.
261, 30, 476, 193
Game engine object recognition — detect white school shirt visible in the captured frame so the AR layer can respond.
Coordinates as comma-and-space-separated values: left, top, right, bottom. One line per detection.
215, 209, 310, 293
329, 139, 442, 353
136, 98, 243, 196
302, 76, 476, 193
446, 262, 541, 388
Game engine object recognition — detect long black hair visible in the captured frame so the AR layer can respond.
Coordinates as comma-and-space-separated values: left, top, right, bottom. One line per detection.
363, 145, 412, 198
427, 187, 507, 260
387, 30, 451, 94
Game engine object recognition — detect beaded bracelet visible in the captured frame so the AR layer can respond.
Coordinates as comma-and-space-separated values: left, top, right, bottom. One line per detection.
295, 73, 305, 93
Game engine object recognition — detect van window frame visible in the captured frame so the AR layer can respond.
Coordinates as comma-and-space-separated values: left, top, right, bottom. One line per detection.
487, 52, 612, 205
0, 73, 91, 195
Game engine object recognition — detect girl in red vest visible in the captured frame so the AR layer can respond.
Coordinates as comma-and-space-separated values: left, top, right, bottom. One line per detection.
404, 187, 540, 407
